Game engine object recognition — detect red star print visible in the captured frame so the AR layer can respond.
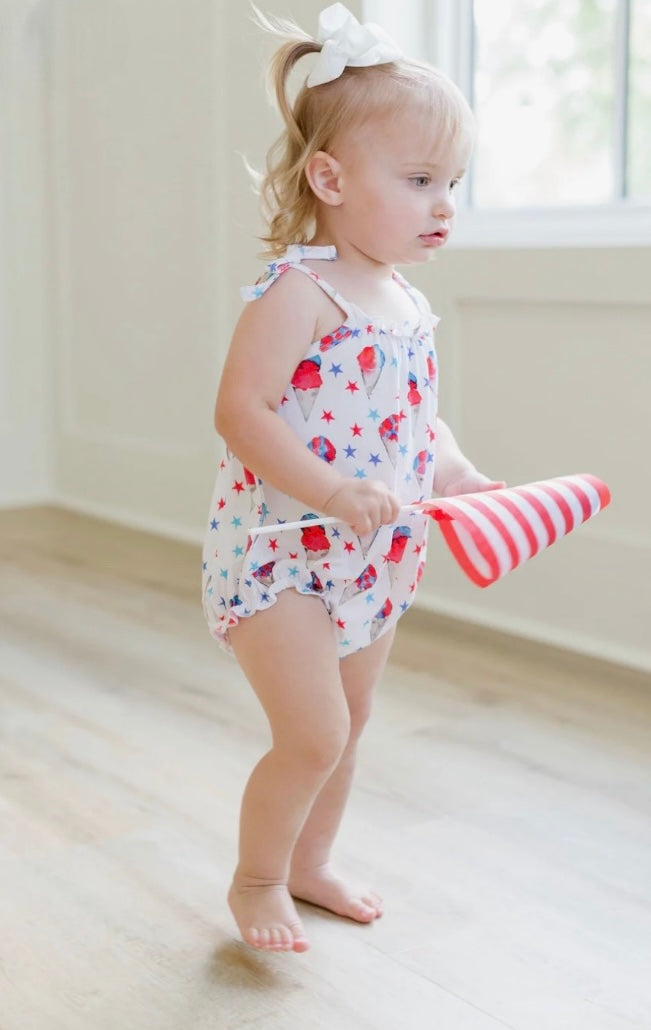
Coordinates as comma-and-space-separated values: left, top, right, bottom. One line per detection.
414, 543, 423, 554
345, 380, 359, 393
268, 538, 279, 552
322, 410, 335, 423
219, 460, 226, 470
336, 618, 346, 629
232, 481, 245, 494
281, 395, 289, 405
217, 497, 226, 510
289, 552, 298, 559
343, 541, 356, 553
366, 324, 374, 334
323, 562, 331, 570
350, 423, 363, 437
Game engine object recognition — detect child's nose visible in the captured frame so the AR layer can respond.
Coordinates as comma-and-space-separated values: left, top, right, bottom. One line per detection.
433, 190, 456, 220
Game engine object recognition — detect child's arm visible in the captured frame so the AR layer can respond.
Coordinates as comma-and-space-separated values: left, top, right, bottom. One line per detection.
434, 417, 506, 497
215, 270, 401, 535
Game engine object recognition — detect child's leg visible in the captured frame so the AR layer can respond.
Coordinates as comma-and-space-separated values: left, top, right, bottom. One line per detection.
227, 590, 350, 953
289, 627, 396, 923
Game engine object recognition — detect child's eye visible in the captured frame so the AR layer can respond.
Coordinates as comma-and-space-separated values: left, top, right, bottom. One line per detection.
409, 175, 431, 188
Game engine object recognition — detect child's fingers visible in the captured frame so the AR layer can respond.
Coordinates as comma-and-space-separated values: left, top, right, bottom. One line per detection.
324, 479, 403, 533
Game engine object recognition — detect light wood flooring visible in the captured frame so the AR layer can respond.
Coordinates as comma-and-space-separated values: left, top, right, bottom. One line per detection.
1, 505, 650, 1030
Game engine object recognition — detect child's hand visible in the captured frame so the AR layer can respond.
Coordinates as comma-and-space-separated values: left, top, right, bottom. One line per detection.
439, 469, 506, 497
323, 479, 402, 535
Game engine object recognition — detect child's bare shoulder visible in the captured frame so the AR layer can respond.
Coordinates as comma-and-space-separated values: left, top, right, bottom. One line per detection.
238, 264, 344, 342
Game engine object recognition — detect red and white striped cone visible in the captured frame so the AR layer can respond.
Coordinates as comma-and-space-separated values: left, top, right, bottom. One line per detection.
418, 473, 611, 587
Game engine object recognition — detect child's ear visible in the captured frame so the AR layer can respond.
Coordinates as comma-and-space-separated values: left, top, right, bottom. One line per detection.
305, 151, 343, 206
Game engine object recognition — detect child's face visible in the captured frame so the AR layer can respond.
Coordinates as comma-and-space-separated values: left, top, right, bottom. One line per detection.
334, 109, 469, 266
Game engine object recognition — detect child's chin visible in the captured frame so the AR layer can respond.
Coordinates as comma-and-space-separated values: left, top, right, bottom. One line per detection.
414, 248, 441, 263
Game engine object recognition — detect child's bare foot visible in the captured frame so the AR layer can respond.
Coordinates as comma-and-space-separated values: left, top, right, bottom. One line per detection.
228, 877, 309, 952
289, 863, 383, 923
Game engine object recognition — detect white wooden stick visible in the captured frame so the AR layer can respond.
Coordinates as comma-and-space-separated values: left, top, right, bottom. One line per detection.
248, 502, 433, 538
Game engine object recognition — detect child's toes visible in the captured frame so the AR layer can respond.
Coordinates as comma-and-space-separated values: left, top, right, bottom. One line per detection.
351, 891, 383, 920
292, 931, 310, 953
244, 926, 262, 948
268, 927, 289, 951
349, 897, 377, 922
366, 892, 384, 916
278, 927, 295, 950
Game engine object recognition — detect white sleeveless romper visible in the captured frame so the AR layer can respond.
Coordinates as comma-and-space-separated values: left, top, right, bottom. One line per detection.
201, 244, 440, 658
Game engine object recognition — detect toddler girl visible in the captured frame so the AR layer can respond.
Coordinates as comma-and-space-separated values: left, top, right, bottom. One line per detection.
202, 3, 503, 953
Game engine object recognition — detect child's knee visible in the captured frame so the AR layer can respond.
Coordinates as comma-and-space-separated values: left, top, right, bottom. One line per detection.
288, 718, 350, 776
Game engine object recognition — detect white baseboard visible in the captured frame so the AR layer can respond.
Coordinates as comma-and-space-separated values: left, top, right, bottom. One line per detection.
0, 491, 54, 510
53, 493, 204, 547
413, 590, 651, 676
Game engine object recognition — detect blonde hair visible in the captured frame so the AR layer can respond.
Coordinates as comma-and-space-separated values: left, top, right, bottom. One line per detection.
252, 8, 475, 257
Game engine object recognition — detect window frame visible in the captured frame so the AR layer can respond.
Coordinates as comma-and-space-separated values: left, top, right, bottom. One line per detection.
364, 0, 651, 248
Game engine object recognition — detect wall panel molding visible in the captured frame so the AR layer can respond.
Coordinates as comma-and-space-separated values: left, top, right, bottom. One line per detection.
411, 250, 651, 672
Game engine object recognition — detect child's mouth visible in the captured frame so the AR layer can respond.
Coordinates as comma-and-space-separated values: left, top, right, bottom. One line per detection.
419, 230, 448, 247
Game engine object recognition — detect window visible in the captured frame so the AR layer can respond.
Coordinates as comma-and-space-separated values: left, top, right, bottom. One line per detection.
365, 0, 651, 246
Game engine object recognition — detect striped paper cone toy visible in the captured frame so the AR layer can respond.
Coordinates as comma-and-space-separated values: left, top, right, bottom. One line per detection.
416, 473, 611, 587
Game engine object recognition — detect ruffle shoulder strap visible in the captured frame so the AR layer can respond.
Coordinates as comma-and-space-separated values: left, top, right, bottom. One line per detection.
240, 245, 338, 302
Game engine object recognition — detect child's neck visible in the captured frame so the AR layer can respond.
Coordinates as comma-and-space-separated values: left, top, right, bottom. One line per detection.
309, 232, 395, 283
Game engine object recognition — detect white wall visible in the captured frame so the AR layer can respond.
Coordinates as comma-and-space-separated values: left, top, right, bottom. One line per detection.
45, 0, 225, 542
0, 0, 54, 506
3, 0, 650, 672
45, 0, 326, 541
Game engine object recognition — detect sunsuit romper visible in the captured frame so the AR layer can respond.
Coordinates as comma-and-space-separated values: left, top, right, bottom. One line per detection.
201, 244, 440, 658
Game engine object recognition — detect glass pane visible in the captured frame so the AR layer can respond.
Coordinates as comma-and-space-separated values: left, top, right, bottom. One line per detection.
628, 0, 651, 198
471, 0, 617, 208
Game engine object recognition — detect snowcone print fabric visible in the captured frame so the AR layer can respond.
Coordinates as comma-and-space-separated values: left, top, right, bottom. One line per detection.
201, 245, 439, 658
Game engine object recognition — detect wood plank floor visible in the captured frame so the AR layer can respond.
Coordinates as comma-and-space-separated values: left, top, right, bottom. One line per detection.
1, 505, 650, 1030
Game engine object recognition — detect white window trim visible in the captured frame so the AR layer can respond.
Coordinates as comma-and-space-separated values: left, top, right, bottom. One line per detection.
365, 0, 651, 249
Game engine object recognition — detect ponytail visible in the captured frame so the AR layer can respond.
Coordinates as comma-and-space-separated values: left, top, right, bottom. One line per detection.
267, 39, 321, 148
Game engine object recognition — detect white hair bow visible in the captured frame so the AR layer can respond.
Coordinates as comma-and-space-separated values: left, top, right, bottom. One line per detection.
306, 3, 403, 88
